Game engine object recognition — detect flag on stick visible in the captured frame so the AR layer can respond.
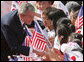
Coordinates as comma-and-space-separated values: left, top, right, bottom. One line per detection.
31, 30, 47, 52
75, 6, 83, 30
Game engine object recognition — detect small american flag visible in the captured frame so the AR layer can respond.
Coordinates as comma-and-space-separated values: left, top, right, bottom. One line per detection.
75, 6, 83, 30
23, 24, 33, 47
25, 35, 31, 47
31, 30, 47, 51
31, 21, 47, 52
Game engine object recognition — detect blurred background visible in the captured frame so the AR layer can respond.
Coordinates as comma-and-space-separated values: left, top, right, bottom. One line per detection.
1, 1, 82, 17
1, 1, 12, 16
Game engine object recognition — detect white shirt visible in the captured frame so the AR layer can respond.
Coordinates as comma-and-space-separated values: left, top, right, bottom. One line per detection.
61, 42, 83, 61
54, 36, 60, 50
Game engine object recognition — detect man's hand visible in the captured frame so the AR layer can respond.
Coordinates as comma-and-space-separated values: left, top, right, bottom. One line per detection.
33, 49, 46, 57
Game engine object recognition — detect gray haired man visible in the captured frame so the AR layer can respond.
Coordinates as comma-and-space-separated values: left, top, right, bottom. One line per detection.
1, 2, 35, 61
18, 2, 35, 25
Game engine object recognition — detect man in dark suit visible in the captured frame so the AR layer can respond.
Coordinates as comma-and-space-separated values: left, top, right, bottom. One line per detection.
1, 2, 35, 61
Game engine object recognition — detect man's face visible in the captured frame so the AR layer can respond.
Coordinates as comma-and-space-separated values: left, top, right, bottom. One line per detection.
21, 10, 35, 25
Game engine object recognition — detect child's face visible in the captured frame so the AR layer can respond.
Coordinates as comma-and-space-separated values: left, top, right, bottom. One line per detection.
42, 14, 52, 28
36, 1, 51, 11
70, 11, 76, 26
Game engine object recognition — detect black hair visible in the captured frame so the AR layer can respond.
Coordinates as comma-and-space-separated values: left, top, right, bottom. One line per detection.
43, 7, 69, 33
61, 1, 68, 5
72, 39, 83, 54
48, 9, 67, 21
72, 39, 82, 48
42, 7, 57, 27
56, 24, 72, 45
65, 1, 81, 13
48, 9, 67, 30
42, 7, 57, 17
68, 32, 83, 42
71, 5, 81, 13
69, 24, 75, 32
56, 17, 71, 25
56, 17, 76, 32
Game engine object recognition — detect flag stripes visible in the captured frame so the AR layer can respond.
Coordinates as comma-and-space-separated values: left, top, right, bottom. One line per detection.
23, 56, 31, 61
25, 36, 31, 47
76, 29, 82, 34
75, 17, 83, 29
79, 17, 83, 24
31, 30, 47, 51
75, 6, 83, 30
77, 16, 83, 29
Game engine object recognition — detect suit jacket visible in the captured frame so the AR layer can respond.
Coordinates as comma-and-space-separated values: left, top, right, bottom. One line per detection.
1, 9, 30, 56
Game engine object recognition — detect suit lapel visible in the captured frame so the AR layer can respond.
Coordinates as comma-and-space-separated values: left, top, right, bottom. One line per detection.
15, 12, 27, 44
